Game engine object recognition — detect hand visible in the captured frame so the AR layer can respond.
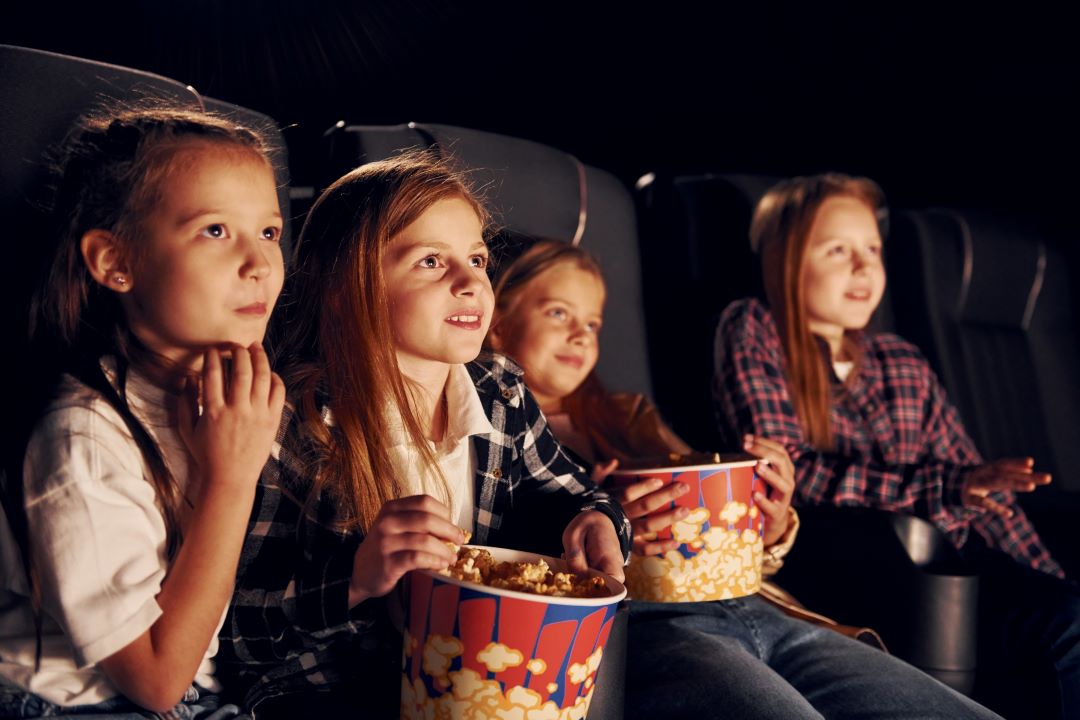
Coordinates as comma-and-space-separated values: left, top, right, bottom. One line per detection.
610, 476, 690, 557
348, 495, 464, 607
962, 458, 1051, 518
743, 435, 795, 547
178, 344, 285, 494
591, 458, 619, 485
562, 511, 625, 583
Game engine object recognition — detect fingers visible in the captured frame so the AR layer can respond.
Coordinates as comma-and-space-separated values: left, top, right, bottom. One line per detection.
202, 348, 225, 412
752, 489, 786, 524
754, 460, 793, 500
268, 371, 286, 416
632, 505, 687, 536
383, 494, 454, 521
591, 458, 619, 485
621, 481, 690, 520
377, 531, 457, 566
617, 477, 664, 505
744, 434, 794, 479
250, 343, 272, 405
969, 493, 1015, 519
373, 498, 462, 544
228, 343, 253, 406
633, 536, 680, 557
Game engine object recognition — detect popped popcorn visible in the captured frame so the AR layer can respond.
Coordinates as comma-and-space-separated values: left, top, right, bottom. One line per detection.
624, 502, 763, 602
440, 547, 610, 599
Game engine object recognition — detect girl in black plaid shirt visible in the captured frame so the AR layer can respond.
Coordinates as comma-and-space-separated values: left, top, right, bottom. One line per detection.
217, 150, 629, 717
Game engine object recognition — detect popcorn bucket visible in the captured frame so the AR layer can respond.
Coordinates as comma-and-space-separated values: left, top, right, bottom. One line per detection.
611, 458, 764, 602
401, 546, 626, 720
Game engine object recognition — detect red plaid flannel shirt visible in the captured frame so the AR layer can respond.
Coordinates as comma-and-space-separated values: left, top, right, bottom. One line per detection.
714, 298, 1063, 578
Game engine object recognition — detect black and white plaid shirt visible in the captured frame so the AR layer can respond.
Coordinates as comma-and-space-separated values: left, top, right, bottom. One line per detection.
216, 351, 631, 711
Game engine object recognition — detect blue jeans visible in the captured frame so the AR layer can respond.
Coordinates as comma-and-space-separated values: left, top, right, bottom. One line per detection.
626, 594, 1002, 719
0, 679, 247, 720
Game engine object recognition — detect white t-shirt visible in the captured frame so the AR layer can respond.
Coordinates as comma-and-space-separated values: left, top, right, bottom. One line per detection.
0, 359, 224, 707
386, 364, 494, 532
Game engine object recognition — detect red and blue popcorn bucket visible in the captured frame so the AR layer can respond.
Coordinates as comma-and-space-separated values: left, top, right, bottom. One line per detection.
401, 546, 626, 720
610, 458, 765, 602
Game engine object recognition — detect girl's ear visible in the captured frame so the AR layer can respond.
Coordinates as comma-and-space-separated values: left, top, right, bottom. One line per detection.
81, 230, 133, 293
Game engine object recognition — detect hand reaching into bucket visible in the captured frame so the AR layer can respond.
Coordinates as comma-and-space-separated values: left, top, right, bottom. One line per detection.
562, 511, 625, 583
348, 495, 466, 607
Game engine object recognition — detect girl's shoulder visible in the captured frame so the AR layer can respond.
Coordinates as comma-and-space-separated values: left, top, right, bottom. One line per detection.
717, 297, 779, 339
862, 331, 931, 365
467, 351, 526, 407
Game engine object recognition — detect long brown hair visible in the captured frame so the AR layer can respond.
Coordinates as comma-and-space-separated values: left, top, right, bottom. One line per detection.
30, 106, 274, 560
274, 149, 489, 532
753, 173, 887, 450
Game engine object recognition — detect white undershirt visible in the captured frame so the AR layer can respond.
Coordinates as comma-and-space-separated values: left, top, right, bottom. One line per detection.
833, 360, 855, 382
386, 364, 494, 532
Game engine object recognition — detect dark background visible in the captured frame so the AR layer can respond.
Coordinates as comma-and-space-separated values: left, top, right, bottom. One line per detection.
4, 0, 1078, 232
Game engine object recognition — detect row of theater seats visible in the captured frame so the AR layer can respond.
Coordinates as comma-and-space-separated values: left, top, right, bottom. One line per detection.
3, 43, 1077, 715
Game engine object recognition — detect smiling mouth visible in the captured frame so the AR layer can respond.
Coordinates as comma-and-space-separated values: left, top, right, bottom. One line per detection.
236, 302, 268, 316
446, 312, 483, 330
844, 290, 872, 301
556, 354, 584, 369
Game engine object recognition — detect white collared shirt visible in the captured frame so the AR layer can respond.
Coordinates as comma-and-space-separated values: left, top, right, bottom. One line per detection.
386, 364, 494, 532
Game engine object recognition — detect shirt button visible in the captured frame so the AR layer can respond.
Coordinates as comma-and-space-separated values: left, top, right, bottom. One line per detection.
501, 388, 514, 400
492, 469, 503, 479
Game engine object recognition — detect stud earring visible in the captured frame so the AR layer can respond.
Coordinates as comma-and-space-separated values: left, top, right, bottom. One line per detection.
113, 274, 127, 286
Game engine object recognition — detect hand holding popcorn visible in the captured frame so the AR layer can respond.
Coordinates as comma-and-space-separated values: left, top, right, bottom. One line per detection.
348, 494, 465, 607
609, 474, 692, 556
743, 435, 795, 547
562, 511, 624, 583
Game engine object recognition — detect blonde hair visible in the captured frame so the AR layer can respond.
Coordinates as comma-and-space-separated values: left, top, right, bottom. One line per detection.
274, 149, 489, 531
753, 173, 887, 450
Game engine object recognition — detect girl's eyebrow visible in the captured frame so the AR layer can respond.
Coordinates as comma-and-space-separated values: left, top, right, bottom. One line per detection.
396, 240, 487, 253
175, 207, 282, 226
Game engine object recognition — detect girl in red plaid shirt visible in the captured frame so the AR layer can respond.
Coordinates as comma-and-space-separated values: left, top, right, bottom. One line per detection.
714, 173, 1080, 719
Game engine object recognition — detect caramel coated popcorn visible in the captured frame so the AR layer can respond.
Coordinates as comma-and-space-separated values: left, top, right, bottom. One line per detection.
625, 501, 763, 602
439, 547, 610, 599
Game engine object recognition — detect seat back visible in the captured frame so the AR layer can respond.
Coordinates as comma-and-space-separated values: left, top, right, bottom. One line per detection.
323, 123, 652, 398
889, 209, 1080, 491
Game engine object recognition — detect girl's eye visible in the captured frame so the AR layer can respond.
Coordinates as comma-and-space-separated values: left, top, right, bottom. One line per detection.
200, 223, 228, 239
417, 255, 441, 269
470, 254, 489, 269
546, 308, 568, 322
826, 244, 849, 257
866, 244, 883, 257
262, 226, 281, 242
585, 321, 602, 333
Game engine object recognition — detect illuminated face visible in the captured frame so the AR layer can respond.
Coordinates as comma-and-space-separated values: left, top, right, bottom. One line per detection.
801, 195, 885, 352
492, 263, 605, 413
122, 146, 284, 367
381, 197, 494, 381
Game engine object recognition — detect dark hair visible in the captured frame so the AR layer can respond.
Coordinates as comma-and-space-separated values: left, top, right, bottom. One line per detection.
30, 105, 274, 558
753, 173, 887, 450
273, 148, 489, 531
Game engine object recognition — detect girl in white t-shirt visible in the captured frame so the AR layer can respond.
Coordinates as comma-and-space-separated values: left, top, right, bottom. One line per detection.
0, 107, 285, 717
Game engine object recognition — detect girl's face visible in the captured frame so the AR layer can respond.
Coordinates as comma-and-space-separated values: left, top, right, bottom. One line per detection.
121, 147, 284, 367
381, 197, 493, 380
801, 195, 885, 346
492, 263, 605, 412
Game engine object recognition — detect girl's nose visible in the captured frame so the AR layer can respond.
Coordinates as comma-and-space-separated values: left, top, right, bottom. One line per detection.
240, 234, 272, 280
451, 264, 483, 296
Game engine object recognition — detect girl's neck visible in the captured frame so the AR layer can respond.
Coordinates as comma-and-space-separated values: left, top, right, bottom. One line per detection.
535, 393, 564, 416
399, 360, 452, 442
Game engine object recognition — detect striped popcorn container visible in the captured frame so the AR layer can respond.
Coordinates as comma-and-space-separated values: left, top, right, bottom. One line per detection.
401, 546, 626, 720
611, 458, 765, 602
